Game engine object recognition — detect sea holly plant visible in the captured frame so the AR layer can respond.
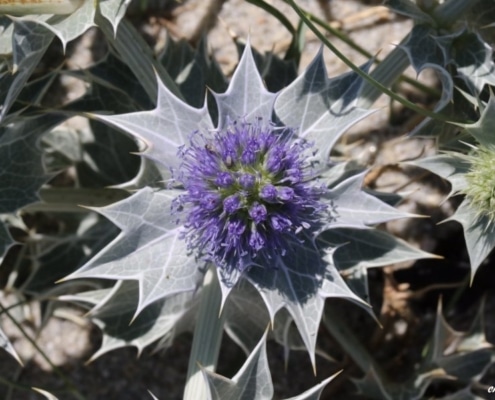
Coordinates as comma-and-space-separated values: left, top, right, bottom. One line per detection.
55, 40, 431, 399
1, 0, 492, 398
0, 0, 134, 122
412, 95, 495, 279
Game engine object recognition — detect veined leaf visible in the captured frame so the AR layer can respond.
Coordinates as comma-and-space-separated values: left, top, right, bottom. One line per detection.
0, 17, 54, 120
6, 0, 132, 50
384, 0, 435, 24
0, 0, 84, 15
94, 74, 213, 179
203, 330, 336, 400
318, 228, 435, 302
274, 48, 374, 163
446, 199, 495, 279
0, 117, 59, 213
409, 153, 470, 196
246, 236, 365, 367
63, 188, 203, 315
63, 280, 196, 359
11, 0, 95, 50
323, 171, 412, 229
213, 43, 277, 129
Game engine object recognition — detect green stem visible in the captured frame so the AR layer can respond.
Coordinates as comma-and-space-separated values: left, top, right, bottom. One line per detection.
183, 265, 225, 400
96, 13, 184, 103
358, 43, 411, 108
284, 0, 480, 122
433, 0, 481, 27
301, 10, 439, 98
246, 0, 295, 34
323, 304, 380, 374
283, 0, 454, 122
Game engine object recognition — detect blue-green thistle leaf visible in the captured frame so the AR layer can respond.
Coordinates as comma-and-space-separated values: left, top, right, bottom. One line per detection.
245, 237, 364, 366
401, 25, 446, 72
0, 118, 58, 213
12, 0, 96, 50
224, 282, 269, 355
8, 0, 131, 50
319, 228, 435, 302
213, 44, 277, 129
238, 41, 298, 93
76, 120, 141, 188
65, 51, 153, 114
396, 25, 458, 137
24, 215, 119, 293
160, 37, 228, 108
323, 171, 412, 229
0, 17, 13, 54
436, 388, 483, 400
0, 116, 60, 259
408, 63, 454, 137
64, 188, 202, 315
94, 76, 212, 179
284, 374, 337, 400
63, 280, 196, 359
274, 48, 374, 163
384, 0, 436, 24
202, 330, 336, 400
409, 154, 470, 196
352, 365, 434, 400
0, 18, 54, 120
98, 0, 131, 35
453, 31, 495, 93
417, 300, 493, 392
461, 94, 495, 148
413, 143, 495, 277
322, 228, 434, 270
446, 199, 495, 279
202, 330, 273, 400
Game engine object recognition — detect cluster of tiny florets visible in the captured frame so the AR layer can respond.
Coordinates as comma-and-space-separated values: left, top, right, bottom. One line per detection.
463, 145, 495, 224
174, 118, 326, 271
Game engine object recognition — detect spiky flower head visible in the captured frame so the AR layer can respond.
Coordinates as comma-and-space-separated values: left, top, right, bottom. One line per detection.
175, 118, 326, 272
463, 144, 495, 224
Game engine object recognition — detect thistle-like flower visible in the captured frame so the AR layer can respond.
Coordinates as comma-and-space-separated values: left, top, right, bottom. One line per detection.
175, 118, 326, 272
463, 144, 495, 225
85, 44, 406, 357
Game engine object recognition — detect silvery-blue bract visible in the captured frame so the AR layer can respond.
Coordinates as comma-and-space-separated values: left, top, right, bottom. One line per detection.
67, 44, 420, 362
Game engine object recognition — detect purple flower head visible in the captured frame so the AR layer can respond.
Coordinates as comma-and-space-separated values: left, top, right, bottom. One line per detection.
175, 119, 326, 272
223, 194, 242, 214
239, 173, 256, 189
260, 184, 277, 202
249, 202, 267, 223
215, 172, 234, 188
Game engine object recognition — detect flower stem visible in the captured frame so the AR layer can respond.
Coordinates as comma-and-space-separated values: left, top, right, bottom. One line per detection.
433, 0, 481, 27
283, 0, 453, 122
298, 9, 439, 98
183, 265, 225, 400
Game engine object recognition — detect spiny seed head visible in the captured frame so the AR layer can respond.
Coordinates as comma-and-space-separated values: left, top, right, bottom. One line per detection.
174, 118, 327, 272
463, 145, 495, 224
